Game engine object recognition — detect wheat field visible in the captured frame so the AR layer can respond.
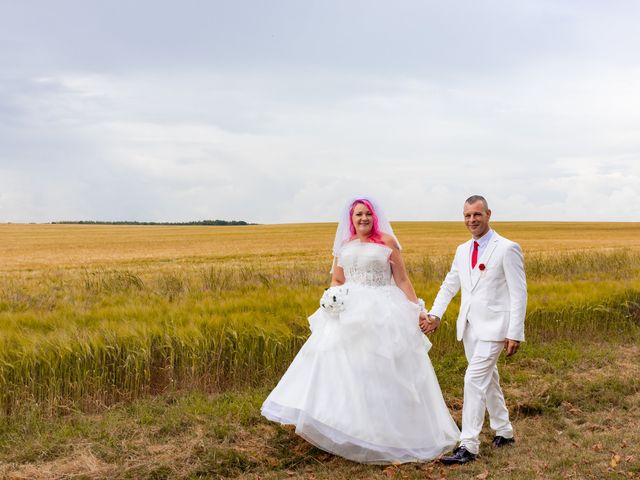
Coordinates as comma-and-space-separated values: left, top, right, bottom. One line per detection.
1, 222, 640, 479
1, 222, 639, 416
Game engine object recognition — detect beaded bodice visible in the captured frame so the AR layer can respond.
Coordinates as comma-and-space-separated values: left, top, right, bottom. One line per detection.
338, 241, 393, 287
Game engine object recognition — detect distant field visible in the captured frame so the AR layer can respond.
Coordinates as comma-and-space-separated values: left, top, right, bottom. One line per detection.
3, 222, 640, 272
1, 222, 639, 478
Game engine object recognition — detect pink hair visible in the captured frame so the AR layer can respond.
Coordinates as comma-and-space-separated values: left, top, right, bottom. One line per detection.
349, 199, 385, 245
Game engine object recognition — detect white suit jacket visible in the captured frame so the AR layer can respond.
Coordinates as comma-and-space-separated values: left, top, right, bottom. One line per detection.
430, 232, 527, 342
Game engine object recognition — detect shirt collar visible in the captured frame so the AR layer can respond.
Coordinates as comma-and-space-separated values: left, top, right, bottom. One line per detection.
473, 228, 494, 249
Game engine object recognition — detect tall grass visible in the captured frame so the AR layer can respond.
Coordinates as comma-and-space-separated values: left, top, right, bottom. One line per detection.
1, 225, 639, 416
0, 314, 308, 415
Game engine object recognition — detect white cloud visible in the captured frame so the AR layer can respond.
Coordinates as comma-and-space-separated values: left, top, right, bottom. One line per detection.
1, 2, 640, 222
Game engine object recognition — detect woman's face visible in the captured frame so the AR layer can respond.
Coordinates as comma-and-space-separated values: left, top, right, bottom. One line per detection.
351, 203, 373, 236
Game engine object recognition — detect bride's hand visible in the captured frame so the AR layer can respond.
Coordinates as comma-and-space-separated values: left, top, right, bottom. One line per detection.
419, 313, 440, 335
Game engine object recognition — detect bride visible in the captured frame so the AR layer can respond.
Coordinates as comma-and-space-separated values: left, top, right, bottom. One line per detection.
261, 196, 460, 464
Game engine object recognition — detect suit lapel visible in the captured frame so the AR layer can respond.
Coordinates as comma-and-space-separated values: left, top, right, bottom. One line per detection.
470, 233, 500, 290
459, 239, 473, 290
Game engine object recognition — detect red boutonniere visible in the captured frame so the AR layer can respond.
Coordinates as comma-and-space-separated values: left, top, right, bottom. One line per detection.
479, 264, 486, 271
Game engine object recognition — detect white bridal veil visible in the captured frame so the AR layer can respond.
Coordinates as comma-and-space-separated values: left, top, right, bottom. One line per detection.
332, 195, 401, 258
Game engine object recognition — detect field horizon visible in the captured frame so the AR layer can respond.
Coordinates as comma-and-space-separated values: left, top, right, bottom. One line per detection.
3, 221, 640, 269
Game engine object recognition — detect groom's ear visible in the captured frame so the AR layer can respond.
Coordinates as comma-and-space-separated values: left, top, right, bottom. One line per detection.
486, 209, 492, 219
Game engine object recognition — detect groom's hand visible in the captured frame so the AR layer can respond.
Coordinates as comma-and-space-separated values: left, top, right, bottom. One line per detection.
504, 339, 520, 357
419, 313, 440, 335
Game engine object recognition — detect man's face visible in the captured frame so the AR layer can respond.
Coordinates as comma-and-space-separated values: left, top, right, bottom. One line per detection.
463, 201, 491, 239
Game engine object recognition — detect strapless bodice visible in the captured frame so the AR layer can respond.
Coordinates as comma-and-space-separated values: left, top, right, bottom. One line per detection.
338, 241, 393, 287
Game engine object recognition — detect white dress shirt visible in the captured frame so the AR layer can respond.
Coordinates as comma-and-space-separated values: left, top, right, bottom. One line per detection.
470, 228, 495, 267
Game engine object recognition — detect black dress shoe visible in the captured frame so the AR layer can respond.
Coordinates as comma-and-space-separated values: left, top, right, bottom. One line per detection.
492, 435, 515, 448
439, 446, 477, 465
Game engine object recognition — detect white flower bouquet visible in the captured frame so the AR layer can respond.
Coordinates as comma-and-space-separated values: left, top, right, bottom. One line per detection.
320, 286, 350, 315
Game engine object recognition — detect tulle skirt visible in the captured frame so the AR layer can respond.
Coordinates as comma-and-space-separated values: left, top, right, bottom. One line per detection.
261, 283, 460, 464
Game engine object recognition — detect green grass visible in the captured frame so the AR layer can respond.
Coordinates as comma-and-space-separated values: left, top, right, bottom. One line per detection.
1, 339, 638, 479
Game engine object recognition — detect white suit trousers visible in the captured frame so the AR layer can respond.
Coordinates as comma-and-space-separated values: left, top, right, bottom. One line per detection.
459, 323, 513, 454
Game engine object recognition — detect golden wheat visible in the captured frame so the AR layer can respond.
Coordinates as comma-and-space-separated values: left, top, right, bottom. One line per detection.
0, 222, 639, 415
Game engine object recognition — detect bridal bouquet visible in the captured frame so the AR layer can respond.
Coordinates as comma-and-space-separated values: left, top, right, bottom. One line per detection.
320, 286, 349, 315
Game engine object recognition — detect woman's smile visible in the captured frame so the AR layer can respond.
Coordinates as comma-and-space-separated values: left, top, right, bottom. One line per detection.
351, 203, 374, 237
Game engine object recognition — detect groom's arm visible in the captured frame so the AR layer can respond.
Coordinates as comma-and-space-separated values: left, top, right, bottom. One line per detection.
504, 242, 527, 343
429, 256, 462, 320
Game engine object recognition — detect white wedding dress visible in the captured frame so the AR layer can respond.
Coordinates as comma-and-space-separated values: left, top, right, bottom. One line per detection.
261, 240, 460, 464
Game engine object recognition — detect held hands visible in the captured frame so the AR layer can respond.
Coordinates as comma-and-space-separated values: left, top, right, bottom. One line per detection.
419, 313, 440, 335
504, 339, 520, 357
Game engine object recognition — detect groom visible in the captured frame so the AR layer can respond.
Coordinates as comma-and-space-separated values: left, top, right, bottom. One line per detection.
420, 195, 527, 464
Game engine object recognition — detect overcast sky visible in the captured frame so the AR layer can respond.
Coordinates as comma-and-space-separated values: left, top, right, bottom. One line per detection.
1, 1, 639, 223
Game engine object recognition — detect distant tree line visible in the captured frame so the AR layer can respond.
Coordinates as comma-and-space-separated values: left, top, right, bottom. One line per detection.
52, 220, 254, 226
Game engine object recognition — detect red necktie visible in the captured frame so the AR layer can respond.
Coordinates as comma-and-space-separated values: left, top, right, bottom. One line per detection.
471, 241, 479, 269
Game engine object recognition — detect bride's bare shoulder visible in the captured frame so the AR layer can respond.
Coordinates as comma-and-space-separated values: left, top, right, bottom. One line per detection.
380, 233, 400, 250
